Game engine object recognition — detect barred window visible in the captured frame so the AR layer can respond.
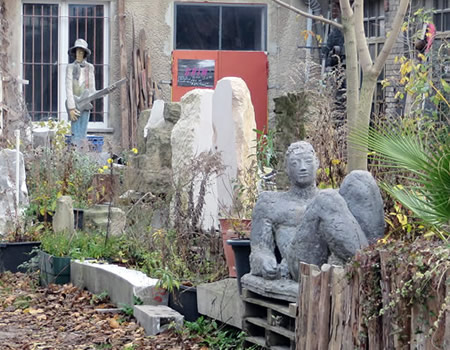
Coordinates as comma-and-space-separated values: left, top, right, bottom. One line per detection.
22, 2, 109, 125
433, 0, 450, 32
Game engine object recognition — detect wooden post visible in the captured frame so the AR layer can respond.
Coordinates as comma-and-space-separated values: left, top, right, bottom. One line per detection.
349, 263, 362, 348
298, 262, 311, 349
317, 264, 331, 350
328, 266, 347, 350
118, 0, 129, 149
379, 250, 395, 349
444, 271, 450, 350
306, 264, 321, 350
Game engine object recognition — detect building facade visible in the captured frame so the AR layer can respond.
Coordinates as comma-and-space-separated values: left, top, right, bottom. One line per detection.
1, 0, 448, 146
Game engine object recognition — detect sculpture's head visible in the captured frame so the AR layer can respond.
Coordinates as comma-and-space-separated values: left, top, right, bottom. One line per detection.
285, 141, 319, 188
68, 38, 91, 62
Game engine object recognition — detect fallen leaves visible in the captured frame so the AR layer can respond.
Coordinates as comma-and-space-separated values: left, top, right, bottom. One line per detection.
0, 272, 204, 349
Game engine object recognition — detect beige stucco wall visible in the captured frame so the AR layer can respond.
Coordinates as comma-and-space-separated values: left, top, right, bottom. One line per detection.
4, 0, 311, 146
120, 0, 310, 129
3, 0, 22, 79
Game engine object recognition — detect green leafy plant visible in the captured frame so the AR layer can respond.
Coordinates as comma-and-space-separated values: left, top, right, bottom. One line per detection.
90, 291, 109, 305
351, 121, 449, 238
183, 316, 248, 349
40, 230, 125, 259
119, 303, 134, 317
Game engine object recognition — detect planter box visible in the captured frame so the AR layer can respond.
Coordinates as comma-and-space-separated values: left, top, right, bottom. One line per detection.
227, 239, 251, 293
169, 285, 199, 322
0, 241, 41, 273
38, 250, 71, 286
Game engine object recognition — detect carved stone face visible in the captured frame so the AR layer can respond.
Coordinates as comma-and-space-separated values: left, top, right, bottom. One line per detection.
286, 147, 318, 188
75, 48, 85, 62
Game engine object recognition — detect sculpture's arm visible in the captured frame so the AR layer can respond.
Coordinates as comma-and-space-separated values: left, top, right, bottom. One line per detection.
65, 64, 76, 110
88, 63, 96, 94
250, 192, 278, 279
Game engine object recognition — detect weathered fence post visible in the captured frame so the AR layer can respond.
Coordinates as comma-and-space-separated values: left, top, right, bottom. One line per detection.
317, 264, 332, 350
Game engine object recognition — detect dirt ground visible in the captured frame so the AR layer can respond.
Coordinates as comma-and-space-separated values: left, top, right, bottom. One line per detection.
0, 272, 204, 350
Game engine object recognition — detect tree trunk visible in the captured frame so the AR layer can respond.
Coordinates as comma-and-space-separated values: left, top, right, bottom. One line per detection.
348, 73, 377, 170
340, 2, 361, 171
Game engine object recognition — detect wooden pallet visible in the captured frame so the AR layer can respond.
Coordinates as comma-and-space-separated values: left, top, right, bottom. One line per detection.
242, 288, 297, 349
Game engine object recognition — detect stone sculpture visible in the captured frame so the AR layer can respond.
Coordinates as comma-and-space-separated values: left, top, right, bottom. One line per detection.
249, 141, 384, 282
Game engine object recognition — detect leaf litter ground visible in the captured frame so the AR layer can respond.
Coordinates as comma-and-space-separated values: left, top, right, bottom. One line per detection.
0, 272, 204, 350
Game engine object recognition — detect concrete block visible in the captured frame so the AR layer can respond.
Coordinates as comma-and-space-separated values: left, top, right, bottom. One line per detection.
134, 305, 184, 335
71, 261, 168, 307
197, 278, 244, 329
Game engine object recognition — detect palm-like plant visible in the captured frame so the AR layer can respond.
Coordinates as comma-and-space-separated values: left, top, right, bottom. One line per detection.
351, 122, 449, 236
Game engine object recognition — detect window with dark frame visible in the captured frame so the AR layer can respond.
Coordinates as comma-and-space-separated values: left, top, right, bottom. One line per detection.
23, 4, 59, 122
175, 3, 266, 51
433, 0, 450, 32
22, 3, 106, 123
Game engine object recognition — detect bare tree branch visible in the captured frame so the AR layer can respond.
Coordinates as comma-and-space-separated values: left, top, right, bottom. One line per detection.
373, 0, 410, 75
354, 0, 373, 71
271, 0, 343, 30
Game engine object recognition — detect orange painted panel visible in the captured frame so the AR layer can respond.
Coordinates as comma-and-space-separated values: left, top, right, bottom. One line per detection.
218, 51, 268, 132
172, 50, 268, 131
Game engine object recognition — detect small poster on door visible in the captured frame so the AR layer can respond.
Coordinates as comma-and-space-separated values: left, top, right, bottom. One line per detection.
177, 59, 215, 87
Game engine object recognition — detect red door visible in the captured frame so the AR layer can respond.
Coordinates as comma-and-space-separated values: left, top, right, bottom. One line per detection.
172, 50, 268, 132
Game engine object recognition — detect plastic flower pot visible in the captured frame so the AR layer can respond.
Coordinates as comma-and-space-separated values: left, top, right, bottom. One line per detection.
219, 218, 251, 277
168, 284, 199, 322
0, 241, 41, 273
227, 239, 251, 293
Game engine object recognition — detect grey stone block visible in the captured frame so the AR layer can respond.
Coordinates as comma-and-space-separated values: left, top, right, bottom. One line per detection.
196, 278, 244, 329
133, 305, 183, 335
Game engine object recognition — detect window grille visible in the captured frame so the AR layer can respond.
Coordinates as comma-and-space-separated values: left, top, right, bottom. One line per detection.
22, 2, 108, 124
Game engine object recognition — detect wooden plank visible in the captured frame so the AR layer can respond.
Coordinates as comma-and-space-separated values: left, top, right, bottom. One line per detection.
392, 258, 411, 349
138, 29, 148, 109
242, 289, 293, 317
410, 303, 426, 349
297, 262, 311, 350
328, 266, 346, 350
349, 263, 361, 349
243, 296, 292, 317
271, 346, 291, 350
341, 266, 353, 350
246, 316, 295, 340
118, 0, 129, 149
379, 250, 395, 350
317, 264, 331, 350
288, 303, 297, 318
146, 52, 153, 108
245, 336, 266, 347
444, 270, 450, 350
366, 252, 382, 350
305, 264, 321, 350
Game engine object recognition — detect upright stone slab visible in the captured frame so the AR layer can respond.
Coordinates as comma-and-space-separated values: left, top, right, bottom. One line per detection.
171, 89, 218, 230
83, 205, 126, 236
126, 102, 181, 196
0, 149, 28, 237
53, 196, 75, 234
212, 77, 257, 215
